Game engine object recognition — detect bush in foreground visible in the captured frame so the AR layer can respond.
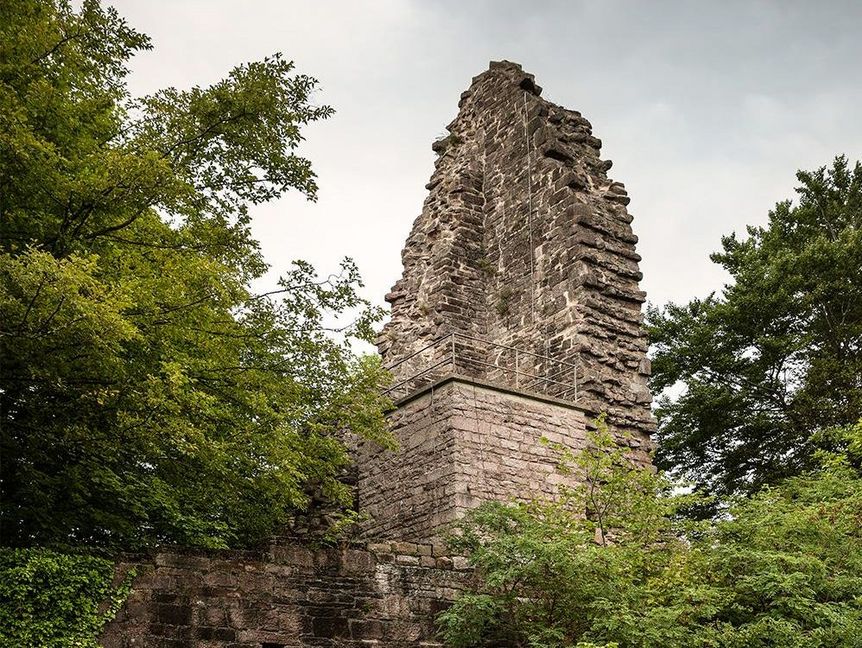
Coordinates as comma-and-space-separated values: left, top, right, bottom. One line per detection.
440, 420, 862, 648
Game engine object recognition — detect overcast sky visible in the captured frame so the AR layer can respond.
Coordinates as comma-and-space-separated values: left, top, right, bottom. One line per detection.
115, 0, 862, 319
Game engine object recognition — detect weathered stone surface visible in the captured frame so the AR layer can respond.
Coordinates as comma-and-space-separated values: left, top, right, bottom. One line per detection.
356, 378, 594, 542
360, 60, 655, 542
101, 543, 474, 648
377, 60, 655, 440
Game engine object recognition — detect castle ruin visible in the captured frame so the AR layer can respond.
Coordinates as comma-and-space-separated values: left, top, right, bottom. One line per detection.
357, 60, 653, 543
102, 61, 654, 648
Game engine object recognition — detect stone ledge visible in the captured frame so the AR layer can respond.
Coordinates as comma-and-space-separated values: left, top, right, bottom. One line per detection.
392, 373, 595, 416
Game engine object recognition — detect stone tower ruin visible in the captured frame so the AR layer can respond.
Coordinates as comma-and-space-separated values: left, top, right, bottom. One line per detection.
357, 61, 654, 543
101, 62, 657, 648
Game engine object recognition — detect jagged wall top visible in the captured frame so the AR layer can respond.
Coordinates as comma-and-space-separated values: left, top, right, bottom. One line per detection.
379, 61, 654, 440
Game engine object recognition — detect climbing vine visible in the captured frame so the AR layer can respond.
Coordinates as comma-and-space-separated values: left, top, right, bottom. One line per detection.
0, 549, 133, 648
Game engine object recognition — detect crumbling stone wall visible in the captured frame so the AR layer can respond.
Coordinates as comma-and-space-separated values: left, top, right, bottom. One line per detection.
101, 542, 473, 648
357, 377, 592, 542
378, 61, 654, 441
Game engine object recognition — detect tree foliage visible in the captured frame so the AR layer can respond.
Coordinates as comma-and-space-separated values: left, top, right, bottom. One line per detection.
439, 420, 862, 648
0, 0, 390, 550
647, 157, 862, 496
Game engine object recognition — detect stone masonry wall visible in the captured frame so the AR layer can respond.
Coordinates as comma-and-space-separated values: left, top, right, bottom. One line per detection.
378, 61, 654, 443
101, 542, 473, 648
357, 378, 597, 543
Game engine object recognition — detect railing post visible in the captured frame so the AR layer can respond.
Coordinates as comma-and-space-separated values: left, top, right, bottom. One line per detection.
450, 333, 456, 374
573, 361, 578, 401
515, 349, 519, 389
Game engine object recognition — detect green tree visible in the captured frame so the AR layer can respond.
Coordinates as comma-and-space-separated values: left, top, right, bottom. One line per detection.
647, 157, 862, 497
439, 420, 862, 648
0, 0, 390, 550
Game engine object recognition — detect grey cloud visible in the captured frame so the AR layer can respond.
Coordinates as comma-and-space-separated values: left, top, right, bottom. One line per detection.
114, 0, 862, 316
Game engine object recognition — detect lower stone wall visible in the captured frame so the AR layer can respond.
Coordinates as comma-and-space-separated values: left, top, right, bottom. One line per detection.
101, 541, 473, 648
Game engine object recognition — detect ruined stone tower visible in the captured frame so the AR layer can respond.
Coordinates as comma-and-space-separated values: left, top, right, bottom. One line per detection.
357, 61, 655, 542
100, 62, 658, 648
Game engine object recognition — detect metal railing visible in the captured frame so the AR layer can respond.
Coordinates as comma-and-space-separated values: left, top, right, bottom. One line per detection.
383, 332, 578, 403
